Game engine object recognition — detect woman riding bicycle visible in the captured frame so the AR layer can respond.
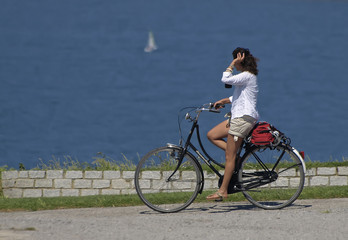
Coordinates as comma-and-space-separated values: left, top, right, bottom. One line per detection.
206, 47, 260, 201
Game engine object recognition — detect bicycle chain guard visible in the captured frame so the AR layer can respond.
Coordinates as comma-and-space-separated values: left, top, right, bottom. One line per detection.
218, 172, 239, 194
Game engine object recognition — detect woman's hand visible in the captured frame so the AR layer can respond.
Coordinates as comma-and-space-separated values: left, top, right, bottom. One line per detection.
229, 52, 245, 68
214, 98, 231, 109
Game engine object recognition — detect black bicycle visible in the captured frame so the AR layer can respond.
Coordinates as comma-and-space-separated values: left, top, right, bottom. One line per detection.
134, 103, 306, 213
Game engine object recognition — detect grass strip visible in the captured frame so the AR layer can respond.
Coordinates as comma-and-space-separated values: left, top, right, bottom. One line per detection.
0, 194, 144, 212
0, 186, 347, 212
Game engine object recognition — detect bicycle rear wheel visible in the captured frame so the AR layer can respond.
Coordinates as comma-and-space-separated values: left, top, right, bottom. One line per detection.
238, 144, 305, 209
134, 146, 202, 213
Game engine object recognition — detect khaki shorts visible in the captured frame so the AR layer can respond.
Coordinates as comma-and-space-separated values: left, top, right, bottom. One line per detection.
228, 115, 257, 139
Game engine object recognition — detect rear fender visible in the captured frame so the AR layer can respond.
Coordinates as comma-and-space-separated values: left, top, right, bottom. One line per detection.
291, 147, 306, 173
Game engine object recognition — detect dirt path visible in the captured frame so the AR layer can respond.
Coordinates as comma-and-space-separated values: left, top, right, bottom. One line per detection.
0, 198, 347, 240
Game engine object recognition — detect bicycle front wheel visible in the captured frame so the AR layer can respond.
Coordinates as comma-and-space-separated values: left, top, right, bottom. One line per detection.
239, 144, 305, 210
134, 146, 202, 213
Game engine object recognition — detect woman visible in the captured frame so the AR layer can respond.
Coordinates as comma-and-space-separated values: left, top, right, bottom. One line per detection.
206, 47, 259, 201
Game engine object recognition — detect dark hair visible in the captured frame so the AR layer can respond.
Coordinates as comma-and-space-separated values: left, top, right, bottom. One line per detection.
232, 47, 259, 75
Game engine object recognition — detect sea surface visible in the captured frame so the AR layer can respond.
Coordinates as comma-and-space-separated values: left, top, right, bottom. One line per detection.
1, 0, 348, 169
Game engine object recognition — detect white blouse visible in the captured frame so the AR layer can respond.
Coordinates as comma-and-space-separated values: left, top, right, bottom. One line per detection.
221, 71, 259, 120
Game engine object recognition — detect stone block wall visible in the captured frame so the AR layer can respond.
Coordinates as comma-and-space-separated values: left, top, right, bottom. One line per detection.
1, 170, 135, 198
1, 167, 348, 198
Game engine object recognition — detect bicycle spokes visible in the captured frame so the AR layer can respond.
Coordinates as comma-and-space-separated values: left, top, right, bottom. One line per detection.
239, 145, 305, 210
241, 171, 278, 189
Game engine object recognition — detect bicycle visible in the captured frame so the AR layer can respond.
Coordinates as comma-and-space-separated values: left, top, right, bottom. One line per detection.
134, 103, 306, 213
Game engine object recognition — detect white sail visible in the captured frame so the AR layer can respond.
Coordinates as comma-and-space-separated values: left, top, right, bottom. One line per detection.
144, 31, 158, 53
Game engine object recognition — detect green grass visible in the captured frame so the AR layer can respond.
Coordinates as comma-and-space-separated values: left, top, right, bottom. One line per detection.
305, 158, 348, 168
0, 155, 347, 211
0, 186, 347, 212
0, 154, 347, 173
0, 194, 144, 212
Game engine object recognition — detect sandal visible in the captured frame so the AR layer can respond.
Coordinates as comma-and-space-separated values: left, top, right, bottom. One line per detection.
206, 192, 228, 202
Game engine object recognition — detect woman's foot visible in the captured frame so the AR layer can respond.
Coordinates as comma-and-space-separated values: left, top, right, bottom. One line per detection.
206, 191, 228, 201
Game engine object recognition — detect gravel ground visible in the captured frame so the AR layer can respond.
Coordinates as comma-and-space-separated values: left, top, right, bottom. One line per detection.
0, 198, 347, 240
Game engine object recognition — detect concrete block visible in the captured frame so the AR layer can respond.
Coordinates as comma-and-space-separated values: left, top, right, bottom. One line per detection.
330, 176, 347, 186
310, 176, 329, 186
3, 189, 22, 198
15, 179, 34, 188
29, 171, 45, 178
121, 189, 137, 195
23, 189, 42, 198
2, 179, 16, 188
101, 189, 120, 195
65, 171, 83, 179
289, 178, 301, 188
92, 180, 110, 188
162, 171, 180, 180
18, 171, 29, 178
62, 189, 79, 197
47, 170, 63, 179
130, 180, 135, 189
84, 171, 102, 179
203, 171, 217, 180
278, 168, 296, 177
81, 189, 99, 196
112, 179, 130, 189
271, 177, 289, 187
123, 171, 135, 179
137, 179, 151, 189
43, 189, 60, 197
150, 179, 170, 190
338, 167, 348, 176
103, 171, 121, 179
140, 171, 160, 180
35, 179, 53, 188
74, 179, 92, 188
203, 179, 216, 190
140, 189, 159, 194
172, 180, 192, 190
317, 167, 336, 176
2, 171, 18, 179
305, 168, 316, 176
182, 171, 198, 180
55, 179, 72, 188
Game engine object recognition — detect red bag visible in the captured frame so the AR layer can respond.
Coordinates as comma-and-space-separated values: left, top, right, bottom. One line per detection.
250, 122, 275, 146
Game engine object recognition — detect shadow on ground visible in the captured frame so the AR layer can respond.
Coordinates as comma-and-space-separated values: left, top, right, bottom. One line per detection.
139, 202, 312, 214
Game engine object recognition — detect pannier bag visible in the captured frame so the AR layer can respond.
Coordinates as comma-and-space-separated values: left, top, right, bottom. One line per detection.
250, 122, 280, 146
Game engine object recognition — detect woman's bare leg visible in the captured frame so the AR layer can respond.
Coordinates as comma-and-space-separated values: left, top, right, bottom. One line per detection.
219, 134, 243, 195
207, 134, 243, 199
207, 120, 229, 151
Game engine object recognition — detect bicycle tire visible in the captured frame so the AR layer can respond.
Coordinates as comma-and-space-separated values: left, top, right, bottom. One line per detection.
134, 146, 202, 213
238, 144, 305, 210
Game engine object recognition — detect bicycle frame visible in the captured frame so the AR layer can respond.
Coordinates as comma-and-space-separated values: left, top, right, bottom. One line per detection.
166, 104, 307, 196
135, 104, 307, 212
167, 108, 246, 193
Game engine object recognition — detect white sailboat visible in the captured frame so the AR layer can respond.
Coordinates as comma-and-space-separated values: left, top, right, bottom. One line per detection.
144, 31, 158, 53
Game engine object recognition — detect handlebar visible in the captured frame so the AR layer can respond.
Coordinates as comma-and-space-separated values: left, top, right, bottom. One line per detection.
179, 102, 226, 123
178, 102, 226, 145
200, 103, 225, 113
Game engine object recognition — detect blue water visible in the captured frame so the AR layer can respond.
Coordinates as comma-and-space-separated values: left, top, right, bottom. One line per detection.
1, 0, 348, 169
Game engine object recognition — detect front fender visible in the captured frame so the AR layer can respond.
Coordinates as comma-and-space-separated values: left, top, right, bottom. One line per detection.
166, 143, 205, 194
